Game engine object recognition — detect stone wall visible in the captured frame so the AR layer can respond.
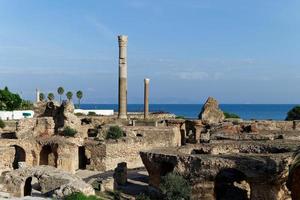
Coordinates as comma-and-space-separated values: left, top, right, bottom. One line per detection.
84, 126, 181, 171
0, 146, 15, 174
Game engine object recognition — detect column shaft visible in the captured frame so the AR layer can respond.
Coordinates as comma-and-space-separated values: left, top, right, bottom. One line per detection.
118, 35, 128, 119
144, 78, 150, 119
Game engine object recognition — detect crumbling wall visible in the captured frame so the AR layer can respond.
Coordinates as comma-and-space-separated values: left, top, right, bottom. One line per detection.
0, 146, 15, 174
16, 117, 55, 139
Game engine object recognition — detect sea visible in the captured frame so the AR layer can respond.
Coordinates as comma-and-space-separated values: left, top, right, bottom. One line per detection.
79, 104, 298, 121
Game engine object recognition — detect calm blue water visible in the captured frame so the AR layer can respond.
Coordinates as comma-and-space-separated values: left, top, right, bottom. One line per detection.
79, 104, 297, 120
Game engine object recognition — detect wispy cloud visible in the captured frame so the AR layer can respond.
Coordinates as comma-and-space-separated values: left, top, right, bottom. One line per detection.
85, 16, 115, 39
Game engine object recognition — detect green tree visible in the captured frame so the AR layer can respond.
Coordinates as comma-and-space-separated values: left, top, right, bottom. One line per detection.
57, 87, 64, 103
0, 87, 22, 111
39, 93, 45, 101
47, 93, 55, 101
286, 106, 300, 121
76, 90, 83, 108
66, 91, 73, 102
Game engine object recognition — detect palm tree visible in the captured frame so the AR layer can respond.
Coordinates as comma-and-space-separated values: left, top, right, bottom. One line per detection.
47, 93, 55, 101
39, 93, 45, 101
76, 90, 83, 108
57, 87, 64, 103
66, 91, 73, 102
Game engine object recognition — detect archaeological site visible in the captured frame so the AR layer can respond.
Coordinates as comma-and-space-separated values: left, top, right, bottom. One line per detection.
0, 36, 299, 200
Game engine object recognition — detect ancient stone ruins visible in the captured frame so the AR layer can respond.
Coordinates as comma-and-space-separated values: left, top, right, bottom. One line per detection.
0, 36, 300, 200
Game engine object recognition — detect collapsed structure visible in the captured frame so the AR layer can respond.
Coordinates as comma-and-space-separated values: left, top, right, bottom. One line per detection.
141, 97, 300, 200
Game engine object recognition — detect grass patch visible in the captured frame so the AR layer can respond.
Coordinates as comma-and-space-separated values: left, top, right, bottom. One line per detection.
64, 192, 102, 200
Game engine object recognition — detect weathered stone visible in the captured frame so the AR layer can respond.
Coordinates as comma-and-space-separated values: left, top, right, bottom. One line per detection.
198, 97, 225, 124
3, 166, 94, 198
113, 162, 127, 186
16, 117, 55, 139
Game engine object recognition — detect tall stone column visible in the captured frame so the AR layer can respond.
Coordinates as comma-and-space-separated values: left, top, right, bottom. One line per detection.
118, 35, 128, 119
36, 88, 40, 103
144, 78, 150, 119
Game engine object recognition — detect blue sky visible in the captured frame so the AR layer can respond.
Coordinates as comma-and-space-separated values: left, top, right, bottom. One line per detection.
0, 0, 300, 104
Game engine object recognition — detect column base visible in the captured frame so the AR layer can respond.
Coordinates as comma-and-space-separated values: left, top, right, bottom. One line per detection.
118, 113, 127, 119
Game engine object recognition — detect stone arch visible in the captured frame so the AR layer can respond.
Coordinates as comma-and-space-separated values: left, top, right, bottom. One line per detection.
214, 168, 250, 200
12, 145, 26, 169
23, 177, 32, 196
39, 144, 58, 167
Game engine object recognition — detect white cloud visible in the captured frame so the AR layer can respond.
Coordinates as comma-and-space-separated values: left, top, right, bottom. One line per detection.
176, 71, 209, 80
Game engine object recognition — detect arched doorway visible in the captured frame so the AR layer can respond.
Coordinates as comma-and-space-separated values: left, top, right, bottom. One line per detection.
12, 145, 26, 169
39, 145, 58, 167
23, 177, 32, 196
214, 168, 250, 200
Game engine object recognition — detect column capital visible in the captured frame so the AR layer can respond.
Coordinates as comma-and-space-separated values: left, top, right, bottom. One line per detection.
118, 35, 128, 47
144, 78, 150, 84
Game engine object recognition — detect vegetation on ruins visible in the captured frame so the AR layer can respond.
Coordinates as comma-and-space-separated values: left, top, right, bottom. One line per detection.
39, 92, 45, 101
88, 111, 97, 116
286, 106, 300, 120
224, 112, 240, 119
0, 119, 5, 129
159, 172, 191, 200
76, 90, 83, 108
57, 87, 65, 103
66, 91, 73, 101
0, 87, 23, 111
64, 192, 102, 200
47, 93, 55, 101
63, 126, 77, 137
106, 126, 124, 140
136, 193, 151, 200
175, 115, 185, 119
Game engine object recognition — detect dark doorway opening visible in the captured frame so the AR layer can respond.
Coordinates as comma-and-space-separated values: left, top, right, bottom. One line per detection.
214, 168, 250, 200
24, 177, 32, 196
78, 146, 88, 169
39, 145, 58, 167
12, 145, 26, 169
160, 161, 175, 176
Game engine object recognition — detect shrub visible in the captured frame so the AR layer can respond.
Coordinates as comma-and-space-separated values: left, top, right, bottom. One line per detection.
106, 126, 124, 140
175, 115, 185, 119
136, 193, 151, 200
63, 126, 77, 137
64, 192, 102, 200
0, 119, 5, 129
88, 111, 97, 116
286, 106, 300, 121
159, 172, 191, 200
224, 112, 240, 119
